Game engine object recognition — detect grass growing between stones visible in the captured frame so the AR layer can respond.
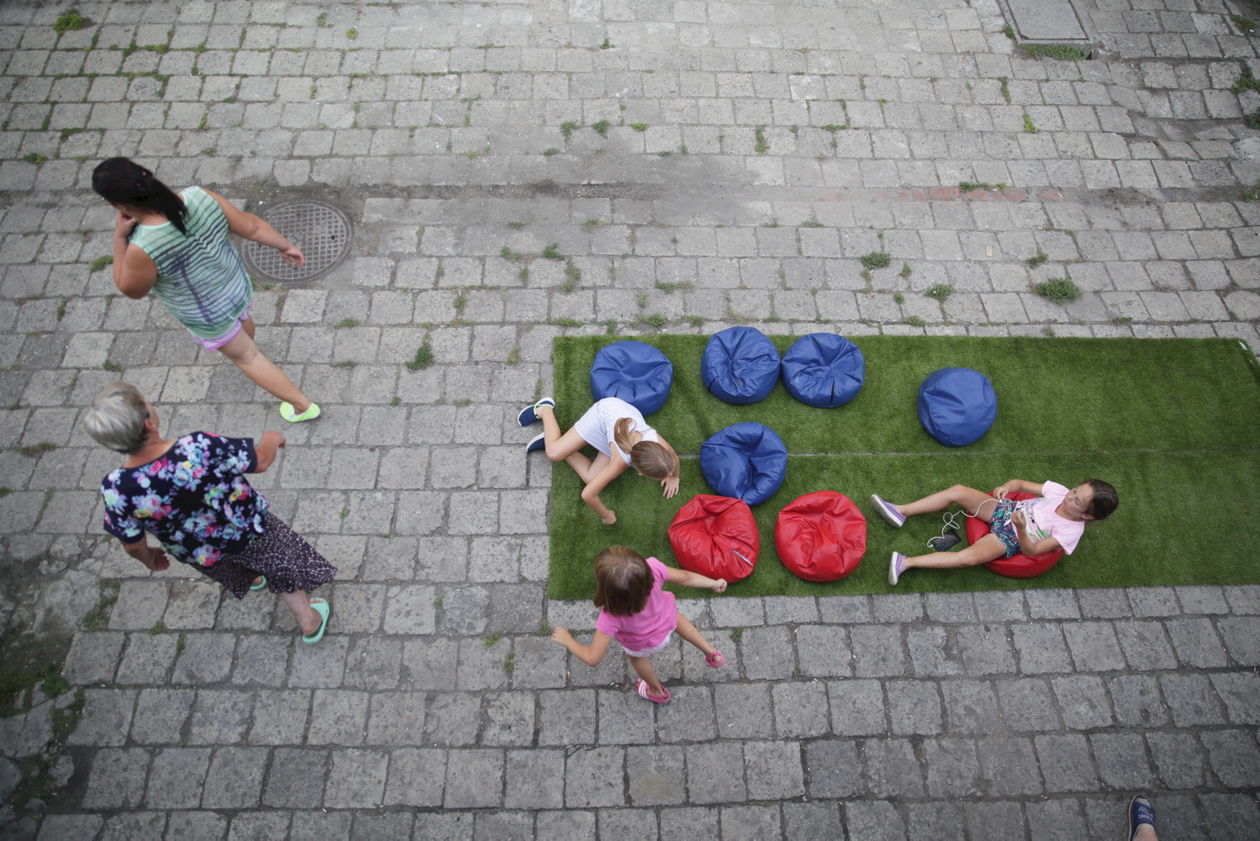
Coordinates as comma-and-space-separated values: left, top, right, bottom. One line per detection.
53, 10, 91, 34
1034, 277, 1082, 302
1232, 65, 1260, 94
859, 251, 890, 269
1021, 43, 1089, 61
0, 636, 70, 718
547, 335, 1260, 599
0, 624, 81, 816
406, 342, 434, 371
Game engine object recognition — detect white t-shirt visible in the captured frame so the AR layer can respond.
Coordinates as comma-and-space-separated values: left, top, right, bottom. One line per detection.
572, 397, 658, 464
1015, 480, 1086, 554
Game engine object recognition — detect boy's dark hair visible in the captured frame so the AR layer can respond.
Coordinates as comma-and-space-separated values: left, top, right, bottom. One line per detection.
593, 546, 653, 617
92, 157, 189, 235
1084, 479, 1118, 520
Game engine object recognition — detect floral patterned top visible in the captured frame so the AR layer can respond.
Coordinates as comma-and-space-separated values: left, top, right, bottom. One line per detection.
100, 432, 268, 566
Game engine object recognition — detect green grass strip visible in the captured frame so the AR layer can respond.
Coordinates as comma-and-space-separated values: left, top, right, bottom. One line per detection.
547, 335, 1260, 599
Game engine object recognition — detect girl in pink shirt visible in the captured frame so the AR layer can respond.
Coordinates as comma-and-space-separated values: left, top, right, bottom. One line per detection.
870, 478, 1118, 585
551, 546, 727, 703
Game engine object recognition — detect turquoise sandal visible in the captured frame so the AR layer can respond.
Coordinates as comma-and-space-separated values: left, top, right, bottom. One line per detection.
249, 576, 267, 591
302, 598, 330, 644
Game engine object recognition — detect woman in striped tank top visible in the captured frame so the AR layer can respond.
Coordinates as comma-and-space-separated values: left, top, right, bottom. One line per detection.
92, 158, 320, 423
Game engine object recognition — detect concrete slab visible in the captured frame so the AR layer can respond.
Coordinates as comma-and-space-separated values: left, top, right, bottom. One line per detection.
1004, 0, 1089, 42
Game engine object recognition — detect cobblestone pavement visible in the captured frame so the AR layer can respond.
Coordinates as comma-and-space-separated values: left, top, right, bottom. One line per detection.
1, 0, 1259, 839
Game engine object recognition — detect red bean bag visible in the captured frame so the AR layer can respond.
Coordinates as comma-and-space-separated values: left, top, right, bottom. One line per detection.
668, 494, 760, 582
774, 491, 867, 582
965, 491, 1065, 578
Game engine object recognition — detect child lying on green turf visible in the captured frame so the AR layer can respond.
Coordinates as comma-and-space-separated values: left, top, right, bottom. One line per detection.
518, 396, 680, 526
871, 479, 1118, 585
551, 545, 726, 704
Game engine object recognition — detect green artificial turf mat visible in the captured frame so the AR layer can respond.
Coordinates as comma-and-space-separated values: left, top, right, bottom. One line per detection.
546, 335, 1260, 600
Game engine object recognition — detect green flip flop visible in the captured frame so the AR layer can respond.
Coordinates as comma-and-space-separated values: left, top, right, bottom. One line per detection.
280, 401, 321, 423
302, 598, 330, 644
249, 576, 267, 591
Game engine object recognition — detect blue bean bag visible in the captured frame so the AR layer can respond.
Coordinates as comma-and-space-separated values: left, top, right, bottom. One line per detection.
589, 340, 673, 416
781, 333, 865, 408
699, 422, 788, 506
701, 326, 781, 405
918, 367, 998, 447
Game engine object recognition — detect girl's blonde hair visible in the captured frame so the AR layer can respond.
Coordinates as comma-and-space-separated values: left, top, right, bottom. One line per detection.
612, 418, 678, 480
593, 546, 653, 617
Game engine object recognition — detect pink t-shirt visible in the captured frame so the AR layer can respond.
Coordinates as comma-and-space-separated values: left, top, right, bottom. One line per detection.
595, 557, 678, 651
1014, 480, 1086, 554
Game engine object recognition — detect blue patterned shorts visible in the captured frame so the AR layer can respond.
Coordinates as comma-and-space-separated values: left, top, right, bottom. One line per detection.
986, 498, 1021, 558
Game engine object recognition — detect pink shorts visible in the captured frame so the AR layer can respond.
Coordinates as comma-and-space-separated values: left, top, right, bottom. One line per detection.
622, 631, 673, 658
195, 307, 252, 350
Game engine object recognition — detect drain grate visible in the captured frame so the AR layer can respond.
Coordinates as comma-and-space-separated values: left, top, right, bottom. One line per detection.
241, 199, 353, 286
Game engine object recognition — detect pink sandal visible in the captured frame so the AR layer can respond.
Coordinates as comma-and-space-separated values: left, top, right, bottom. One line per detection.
635, 679, 671, 704
705, 650, 726, 668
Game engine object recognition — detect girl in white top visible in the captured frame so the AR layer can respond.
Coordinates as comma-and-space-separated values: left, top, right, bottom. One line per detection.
518, 396, 680, 525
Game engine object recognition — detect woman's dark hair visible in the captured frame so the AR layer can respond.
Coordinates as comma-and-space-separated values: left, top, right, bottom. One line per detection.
92, 158, 188, 235
1084, 478, 1118, 520
593, 546, 653, 617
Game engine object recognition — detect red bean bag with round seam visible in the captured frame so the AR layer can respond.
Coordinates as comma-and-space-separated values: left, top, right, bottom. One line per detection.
965, 491, 1065, 578
774, 491, 867, 582
668, 494, 760, 582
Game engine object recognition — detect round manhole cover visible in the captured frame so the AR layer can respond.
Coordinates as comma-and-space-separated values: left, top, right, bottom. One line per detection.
241, 199, 353, 286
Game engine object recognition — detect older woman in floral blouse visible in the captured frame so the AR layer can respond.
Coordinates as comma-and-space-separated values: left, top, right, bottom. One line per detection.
84, 381, 334, 642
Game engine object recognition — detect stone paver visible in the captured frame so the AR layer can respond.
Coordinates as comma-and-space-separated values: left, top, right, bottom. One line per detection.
1, 0, 1258, 839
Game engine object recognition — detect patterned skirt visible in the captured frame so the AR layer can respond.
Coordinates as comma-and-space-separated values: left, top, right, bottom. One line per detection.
987, 498, 1023, 559
194, 512, 337, 599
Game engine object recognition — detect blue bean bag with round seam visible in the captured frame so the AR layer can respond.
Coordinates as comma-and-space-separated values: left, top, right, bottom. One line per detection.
780, 333, 865, 408
589, 340, 673, 416
701, 326, 781, 405
918, 367, 998, 447
699, 422, 788, 506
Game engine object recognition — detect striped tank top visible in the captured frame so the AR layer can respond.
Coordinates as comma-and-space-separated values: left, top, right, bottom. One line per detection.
128, 187, 252, 340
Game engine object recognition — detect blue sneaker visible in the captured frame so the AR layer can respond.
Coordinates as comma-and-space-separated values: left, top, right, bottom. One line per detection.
517, 397, 555, 427
525, 432, 546, 454
1128, 795, 1155, 840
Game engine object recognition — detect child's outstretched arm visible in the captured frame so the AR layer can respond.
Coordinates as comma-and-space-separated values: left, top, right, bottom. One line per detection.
663, 567, 728, 593
580, 458, 629, 525
994, 479, 1045, 499
655, 435, 681, 499
551, 627, 613, 666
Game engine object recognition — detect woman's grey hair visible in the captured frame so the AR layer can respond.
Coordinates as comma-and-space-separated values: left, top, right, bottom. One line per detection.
84, 381, 150, 454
